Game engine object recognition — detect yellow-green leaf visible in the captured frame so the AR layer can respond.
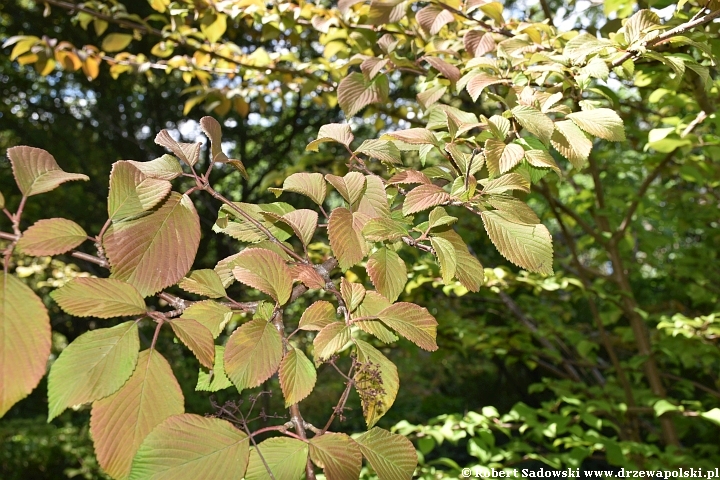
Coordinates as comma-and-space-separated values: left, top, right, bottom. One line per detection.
51, 277, 146, 318
16, 218, 87, 256
224, 318, 283, 391
279, 347, 317, 407
102, 33, 133, 53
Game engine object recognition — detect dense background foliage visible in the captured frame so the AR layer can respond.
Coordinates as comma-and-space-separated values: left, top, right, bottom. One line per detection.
1, 0, 719, 478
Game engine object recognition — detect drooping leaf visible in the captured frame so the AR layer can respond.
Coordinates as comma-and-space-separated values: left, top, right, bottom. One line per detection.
215, 202, 294, 243
402, 184, 450, 215
90, 349, 184, 480
484, 139, 526, 176
232, 248, 293, 304
355, 427, 417, 480
196, 345, 233, 392
567, 108, 626, 142
7, 146, 89, 197
279, 347, 317, 407
354, 339, 399, 427
273, 173, 327, 205
107, 161, 172, 221
328, 207, 369, 270
486, 195, 540, 224
180, 300, 232, 338
154, 130, 201, 167
481, 210, 554, 274
299, 301, 337, 331
511, 106, 554, 145
48, 321, 139, 421
224, 318, 283, 391
338, 72, 389, 117
169, 318, 215, 369
428, 207, 458, 229
104, 192, 200, 297
424, 56, 460, 83
464, 30, 496, 57
524, 149, 561, 174
430, 236, 457, 284
353, 292, 398, 344
416, 5, 454, 34
551, 120, 593, 168
307, 123, 354, 151
355, 139, 402, 164
377, 303, 437, 351
432, 228, 484, 291
325, 172, 367, 207
246, 437, 308, 480
314, 322, 351, 364
16, 218, 87, 256
178, 269, 226, 298
127, 155, 183, 181
128, 414, 250, 480
199, 116, 225, 161
309, 433, 362, 480
466, 73, 506, 102
51, 277, 146, 318
341, 278, 366, 313
0, 272, 51, 417
264, 209, 318, 247
366, 248, 407, 302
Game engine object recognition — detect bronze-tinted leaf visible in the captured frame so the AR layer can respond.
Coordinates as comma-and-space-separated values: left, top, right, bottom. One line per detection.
51, 277, 146, 318
104, 192, 200, 297
154, 130, 201, 167
307, 123, 354, 151
90, 349, 184, 479
309, 433, 362, 480
279, 347, 317, 407
275, 172, 327, 205
178, 269, 226, 298
290, 264, 326, 290
357, 175, 390, 219
355, 427, 417, 480
108, 161, 172, 221
325, 172, 366, 207
354, 339, 399, 427
127, 155, 183, 181
314, 322, 351, 364
377, 302, 438, 351
16, 218, 86, 256
7, 146, 89, 197
337, 72, 389, 117
232, 248, 293, 304
299, 301, 337, 331
416, 5, 454, 34
484, 139, 525, 176
169, 318, 215, 369
328, 207, 369, 270
0, 272, 51, 417
366, 248, 407, 302
341, 278, 366, 313
402, 184, 450, 216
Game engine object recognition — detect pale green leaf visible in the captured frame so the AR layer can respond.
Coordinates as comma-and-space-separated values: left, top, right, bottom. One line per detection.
353, 292, 398, 344
275, 173, 327, 205
232, 248, 293, 304
355, 139, 402, 164
314, 322, 351, 364
127, 155, 183, 181
299, 301, 337, 331
338, 72, 389, 117
377, 302, 437, 351
357, 175, 390, 219
279, 347, 317, 407
366, 248, 407, 302
567, 108, 626, 142
108, 161, 172, 221
180, 300, 232, 338
196, 346, 233, 392
511, 106, 554, 145
551, 120, 593, 168
309, 433, 362, 480
430, 236, 457, 284
307, 123, 354, 151
354, 340, 399, 428
341, 278, 366, 313
363, 218, 409, 242
102, 33, 133, 52
48, 321, 139, 421
16, 218, 86, 256
178, 269, 226, 299
246, 437, 308, 480
51, 277, 146, 318
129, 414, 249, 480
224, 318, 283, 391
481, 210, 553, 274
432, 228, 484, 291
325, 172, 367, 207
169, 318, 215, 369
154, 130, 201, 167
355, 427, 417, 480
7, 146, 89, 197
484, 139, 525, 176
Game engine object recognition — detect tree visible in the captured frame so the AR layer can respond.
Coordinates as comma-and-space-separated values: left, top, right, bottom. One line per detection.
2, 0, 720, 478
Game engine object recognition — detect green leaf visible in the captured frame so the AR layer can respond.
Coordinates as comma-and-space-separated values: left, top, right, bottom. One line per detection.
357, 175, 390, 219
169, 318, 215, 369
279, 347, 317, 407
524, 149, 561, 174
700, 408, 720, 427
178, 269, 226, 298
154, 130, 201, 167
102, 33, 133, 52
7, 146, 89, 197
353, 292, 398, 344
127, 155, 183, 181
104, 192, 200, 297
355, 427, 417, 480
314, 322, 351, 364
51, 277, 146, 318
481, 210, 553, 275
48, 321, 139, 421
402, 184, 450, 216
224, 318, 283, 391
363, 218, 409, 242
16, 218, 87, 256
338, 72, 389, 117
232, 248, 293, 304
354, 339, 399, 427
196, 345, 233, 392
326, 172, 367, 207
246, 437, 308, 480
307, 123, 354, 151
430, 236, 457, 284
481, 173, 530, 195
107, 161, 172, 221
328, 207, 370, 270
486, 195, 540, 224
273, 173, 327, 205
653, 399, 679, 417
511, 106, 554, 145
341, 278, 366, 313
270, 209, 318, 247
485, 139, 525, 176
355, 139, 402, 164
0, 272, 51, 417
299, 301, 338, 331
377, 303, 438, 351
551, 120, 593, 168
428, 207, 458, 229
200, 12, 227, 43
180, 300, 232, 338
215, 202, 294, 243
366, 248, 407, 302
432, 228, 484, 292
567, 108, 626, 142
129, 414, 249, 480
90, 349, 184, 480
309, 433, 362, 480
